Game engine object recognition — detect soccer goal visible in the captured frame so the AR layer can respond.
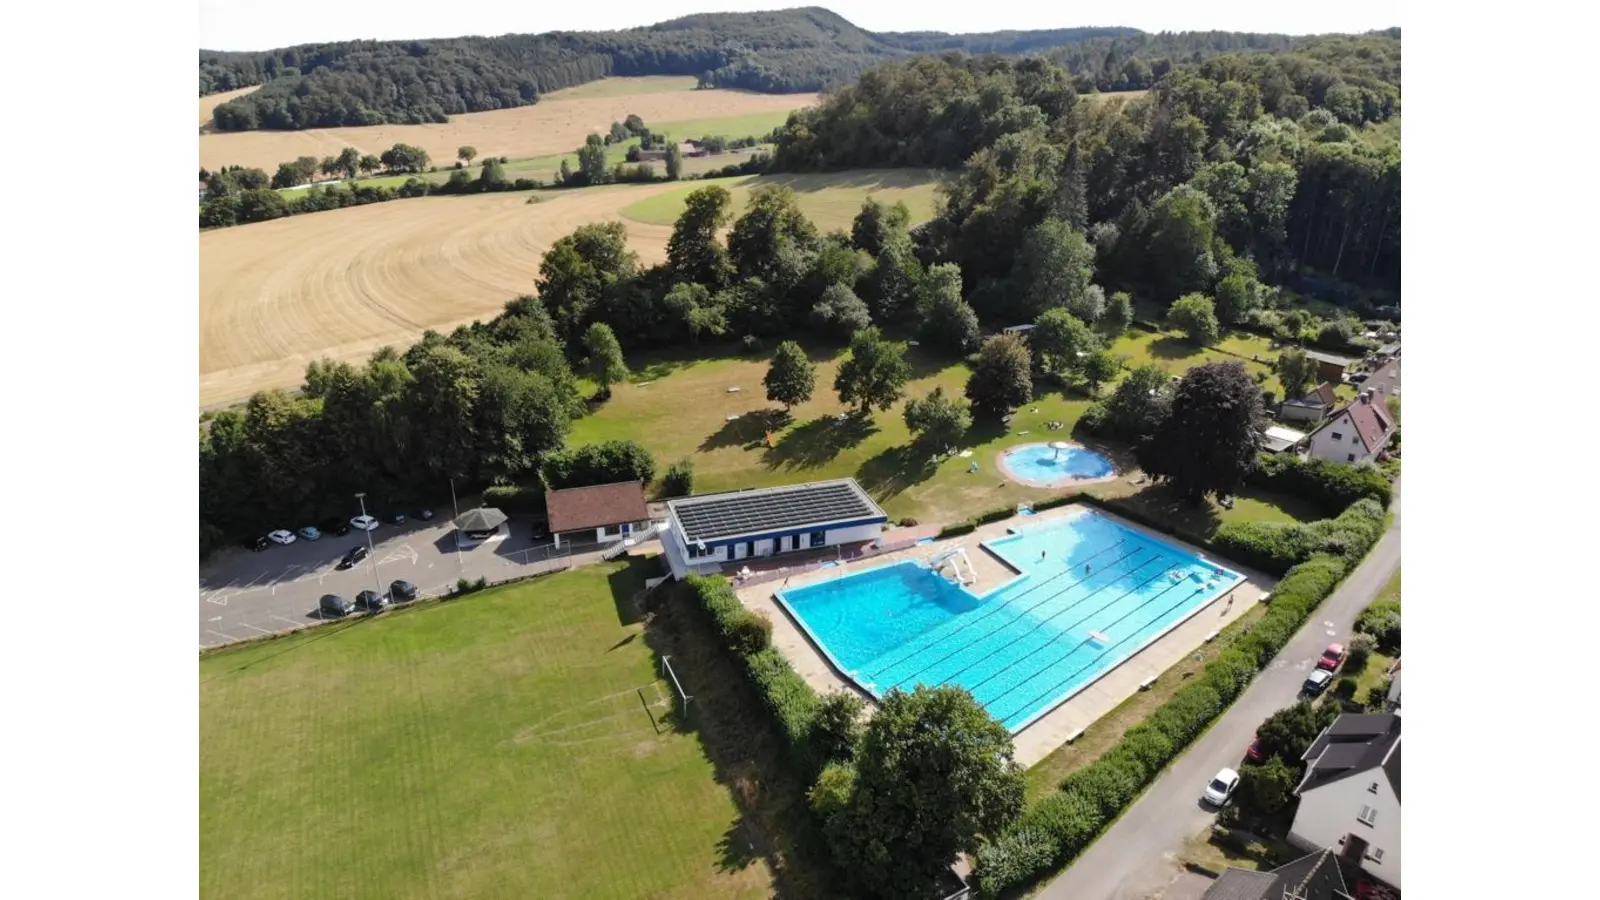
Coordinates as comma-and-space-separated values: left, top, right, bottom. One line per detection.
660, 655, 693, 717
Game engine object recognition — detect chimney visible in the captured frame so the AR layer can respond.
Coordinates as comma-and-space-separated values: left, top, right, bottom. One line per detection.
1360, 390, 1372, 404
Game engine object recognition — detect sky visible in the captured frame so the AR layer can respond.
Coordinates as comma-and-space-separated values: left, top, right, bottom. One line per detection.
199, 0, 1401, 52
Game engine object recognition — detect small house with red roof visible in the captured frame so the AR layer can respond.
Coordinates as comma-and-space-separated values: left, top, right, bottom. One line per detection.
1306, 390, 1394, 465
544, 481, 651, 550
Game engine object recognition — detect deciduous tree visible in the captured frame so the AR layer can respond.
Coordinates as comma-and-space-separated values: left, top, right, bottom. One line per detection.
1082, 349, 1123, 397
1168, 294, 1220, 346
764, 340, 815, 413
583, 322, 628, 399
917, 263, 981, 357
850, 198, 911, 257
903, 387, 972, 450
1031, 308, 1099, 375
666, 185, 735, 289
810, 283, 872, 340
1137, 361, 1264, 504
1104, 291, 1135, 335
965, 333, 1033, 417
834, 327, 910, 417
457, 145, 478, 165
1275, 347, 1317, 400
1017, 217, 1096, 321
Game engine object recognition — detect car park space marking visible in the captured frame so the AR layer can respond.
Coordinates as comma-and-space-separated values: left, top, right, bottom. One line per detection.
206, 629, 237, 642
240, 623, 273, 634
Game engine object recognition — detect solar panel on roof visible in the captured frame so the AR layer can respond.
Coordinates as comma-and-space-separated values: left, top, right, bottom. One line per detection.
671, 480, 883, 543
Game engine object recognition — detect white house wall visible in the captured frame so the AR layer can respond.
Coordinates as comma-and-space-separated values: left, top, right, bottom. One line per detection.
1308, 412, 1378, 464
663, 520, 886, 578
1290, 774, 1402, 885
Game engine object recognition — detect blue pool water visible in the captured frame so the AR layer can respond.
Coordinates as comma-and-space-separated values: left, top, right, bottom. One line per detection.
1001, 443, 1115, 485
776, 511, 1242, 732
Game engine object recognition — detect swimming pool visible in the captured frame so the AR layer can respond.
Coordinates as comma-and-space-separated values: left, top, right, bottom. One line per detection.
999, 442, 1115, 486
775, 510, 1242, 733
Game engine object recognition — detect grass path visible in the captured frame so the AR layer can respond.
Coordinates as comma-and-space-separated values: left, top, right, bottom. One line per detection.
201, 561, 775, 900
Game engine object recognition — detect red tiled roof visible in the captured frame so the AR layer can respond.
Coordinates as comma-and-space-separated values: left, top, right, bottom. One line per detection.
1333, 396, 1393, 452
545, 481, 649, 533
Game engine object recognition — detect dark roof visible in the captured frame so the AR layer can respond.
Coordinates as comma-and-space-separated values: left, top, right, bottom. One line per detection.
1311, 397, 1392, 453
668, 478, 886, 545
453, 507, 508, 532
1296, 713, 1401, 798
1304, 349, 1357, 367
545, 481, 648, 534
1202, 848, 1372, 900
1285, 382, 1340, 409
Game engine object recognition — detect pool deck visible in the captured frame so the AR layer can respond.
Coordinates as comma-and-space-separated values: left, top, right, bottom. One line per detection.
735, 503, 1276, 768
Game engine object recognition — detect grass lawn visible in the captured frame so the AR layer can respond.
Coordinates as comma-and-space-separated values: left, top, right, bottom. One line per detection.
1181, 825, 1299, 873
568, 333, 1329, 531
1351, 568, 1400, 704
200, 560, 777, 900
619, 170, 942, 230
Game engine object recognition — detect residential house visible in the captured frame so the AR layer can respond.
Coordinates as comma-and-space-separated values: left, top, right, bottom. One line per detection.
660, 478, 888, 579
1288, 713, 1401, 887
1386, 659, 1401, 711
1304, 350, 1358, 383
1260, 425, 1309, 454
1359, 356, 1401, 401
1306, 392, 1394, 465
1281, 383, 1341, 424
1201, 847, 1398, 900
544, 481, 652, 549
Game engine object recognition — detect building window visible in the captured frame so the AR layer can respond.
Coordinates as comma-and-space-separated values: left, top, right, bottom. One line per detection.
1331, 431, 1343, 440
1352, 435, 1361, 444
1358, 805, 1378, 826
1347, 453, 1356, 462
687, 542, 713, 559
1368, 848, 1385, 863
809, 531, 826, 548
1368, 781, 1379, 794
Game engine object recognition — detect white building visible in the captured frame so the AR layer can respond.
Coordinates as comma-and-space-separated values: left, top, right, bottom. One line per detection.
660, 478, 888, 580
1306, 392, 1394, 465
1280, 382, 1340, 424
1386, 659, 1402, 711
1289, 714, 1402, 889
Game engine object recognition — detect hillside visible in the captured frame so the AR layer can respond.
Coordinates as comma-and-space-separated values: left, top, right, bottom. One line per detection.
199, 7, 1141, 131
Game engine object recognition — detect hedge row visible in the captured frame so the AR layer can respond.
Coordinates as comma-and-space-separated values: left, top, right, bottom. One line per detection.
684, 575, 824, 775
1212, 498, 1385, 575
1247, 453, 1393, 514
482, 484, 545, 514
972, 521, 1388, 895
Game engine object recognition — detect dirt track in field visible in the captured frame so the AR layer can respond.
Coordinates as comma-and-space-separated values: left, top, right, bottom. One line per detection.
198, 87, 817, 174
199, 86, 260, 128
198, 184, 680, 408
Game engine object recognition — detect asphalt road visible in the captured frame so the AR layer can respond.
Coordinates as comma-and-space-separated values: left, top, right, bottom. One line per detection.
197, 517, 584, 649
1038, 480, 1402, 900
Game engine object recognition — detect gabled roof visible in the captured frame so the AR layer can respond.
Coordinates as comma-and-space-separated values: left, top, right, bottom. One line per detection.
1295, 713, 1401, 799
667, 478, 886, 546
1203, 848, 1370, 900
545, 481, 649, 533
1284, 382, 1340, 409
1308, 397, 1393, 453
454, 507, 508, 532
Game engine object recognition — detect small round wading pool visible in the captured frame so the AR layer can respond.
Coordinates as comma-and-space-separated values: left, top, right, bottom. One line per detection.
999, 441, 1115, 486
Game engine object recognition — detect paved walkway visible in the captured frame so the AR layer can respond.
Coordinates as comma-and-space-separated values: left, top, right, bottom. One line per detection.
1037, 481, 1401, 900
735, 503, 1274, 767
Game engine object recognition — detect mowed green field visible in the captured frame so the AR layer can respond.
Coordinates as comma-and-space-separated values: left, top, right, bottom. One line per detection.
568, 326, 1305, 530
620, 169, 942, 230
200, 562, 773, 900
544, 75, 702, 100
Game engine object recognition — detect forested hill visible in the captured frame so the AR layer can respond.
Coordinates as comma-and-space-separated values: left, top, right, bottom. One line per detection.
201, 7, 1142, 131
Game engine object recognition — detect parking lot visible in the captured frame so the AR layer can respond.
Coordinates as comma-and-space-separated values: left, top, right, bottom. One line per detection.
198, 518, 595, 649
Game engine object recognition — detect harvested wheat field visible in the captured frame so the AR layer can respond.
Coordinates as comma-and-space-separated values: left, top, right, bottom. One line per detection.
198, 81, 817, 174
199, 86, 260, 128
199, 183, 682, 407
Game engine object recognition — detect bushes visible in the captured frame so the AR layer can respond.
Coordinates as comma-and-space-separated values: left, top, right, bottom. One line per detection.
1355, 599, 1401, 654
684, 576, 824, 774
662, 458, 694, 498
973, 829, 1060, 897
482, 484, 545, 514
1247, 453, 1392, 514
938, 521, 977, 539
541, 439, 656, 490
1345, 634, 1374, 674
1213, 498, 1386, 575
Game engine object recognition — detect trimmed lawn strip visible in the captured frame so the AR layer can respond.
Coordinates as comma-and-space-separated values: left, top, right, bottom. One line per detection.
618, 169, 942, 229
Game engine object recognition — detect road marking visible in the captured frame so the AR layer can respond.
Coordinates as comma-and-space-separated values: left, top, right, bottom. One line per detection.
270, 615, 306, 629
204, 594, 230, 606
208, 616, 222, 622
206, 629, 236, 642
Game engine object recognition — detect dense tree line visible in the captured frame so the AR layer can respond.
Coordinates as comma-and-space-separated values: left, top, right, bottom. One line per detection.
771, 33, 1400, 310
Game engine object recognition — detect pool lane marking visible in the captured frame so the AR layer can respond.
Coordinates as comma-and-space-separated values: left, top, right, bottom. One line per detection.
923, 557, 1191, 693
862, 539, 1137, 679
880, 548, 1163, 689
994, 576, 1242, 726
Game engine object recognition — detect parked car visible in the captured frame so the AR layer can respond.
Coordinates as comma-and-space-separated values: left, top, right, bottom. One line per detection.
386, 512, 407, 525
1246, 736, 1265, 762
319, 594, 354, 618
267, 529, 296, 545
355, 590, 389, 613
297, 525, 322, 542
390, 580, 420, 603
321, 517, 352, 537
338, 545, 370, 570
1202, 768, 1241, 807
1317, 643, 1347, 671
350, 515, 379, 532
1303, 668, 1334, 697
417, 509, 435, 521
245, 535, 270, 552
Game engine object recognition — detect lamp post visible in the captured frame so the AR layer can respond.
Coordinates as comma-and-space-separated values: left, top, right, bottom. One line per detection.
449, 477, 461, 520
355, 492, 383, 599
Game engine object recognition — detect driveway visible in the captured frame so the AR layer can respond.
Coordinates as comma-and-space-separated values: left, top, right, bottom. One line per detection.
1037, 480, 1401, 899
198, 518, 589, 648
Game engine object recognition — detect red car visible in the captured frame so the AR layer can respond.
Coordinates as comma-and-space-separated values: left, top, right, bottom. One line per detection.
1317, 643, 1347, 671
1246, 736, 1265, 762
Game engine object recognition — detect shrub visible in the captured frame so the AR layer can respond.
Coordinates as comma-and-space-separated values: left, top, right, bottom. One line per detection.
1059, 755, 1145, 817
974, 829, 1060, 897
1355, 599, 1401, 654
1334, 677, 1358, 700
976, 506, 1015, 525
1119, 724, 1175, 775
813, 691, 866, 762
1035, 495, 1075, 511
482, 484, 545, 514
662, 458, 694, 498
1247, 453, 1392, 514
939, 521, 977, 539
808, 761, 857, 819
1213, 498, 1386, 575
896, 516, 919, 527
727, 610, 774, 655
1345, 633, 1374, 674
542, 439, 656, 490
